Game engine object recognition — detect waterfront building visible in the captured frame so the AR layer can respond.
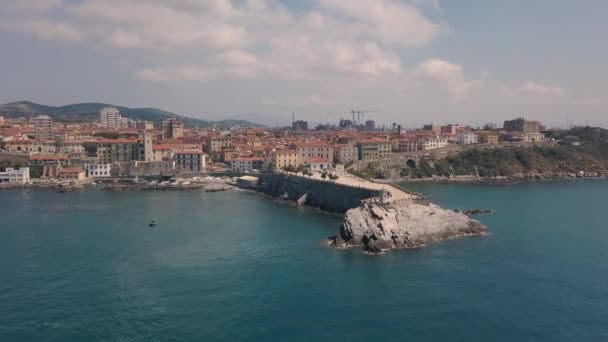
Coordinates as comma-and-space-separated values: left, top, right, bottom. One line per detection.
85, 163, 111, 178
304, 157, 333, 172
162, 118, 184, 139
357, 139, 392, 161
95, 139, 140, 164
174, 150, 205, 175
29, 155, 69, 166
270, 150, 300, 170
477, 131, 499, 144
58, 167, 86, 181
33, 115, 52, 140
100, 107, 121, 128
231, 158, 265, 172
457, 131, 479, 145
295, 142, 333, 161
503, 117, 541, 133
333, 144, 358, 163
0, 167, 30, 183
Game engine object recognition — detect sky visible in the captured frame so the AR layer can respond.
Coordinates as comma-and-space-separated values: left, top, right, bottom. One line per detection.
0, 0, 607, 128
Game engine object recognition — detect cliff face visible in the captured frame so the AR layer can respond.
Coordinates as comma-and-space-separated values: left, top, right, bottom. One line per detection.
334, 202, 487, 253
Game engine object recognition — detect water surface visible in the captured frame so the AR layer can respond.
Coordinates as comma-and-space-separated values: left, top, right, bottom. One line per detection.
1, 182, 607, 341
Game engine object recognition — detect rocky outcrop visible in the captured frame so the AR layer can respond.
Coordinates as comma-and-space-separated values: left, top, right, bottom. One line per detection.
332, 202, 487, 253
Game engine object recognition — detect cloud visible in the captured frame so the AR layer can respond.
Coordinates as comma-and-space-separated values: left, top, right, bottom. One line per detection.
519, 81, 564, 96
415, 58, 483, 101
0, 0, 439, 82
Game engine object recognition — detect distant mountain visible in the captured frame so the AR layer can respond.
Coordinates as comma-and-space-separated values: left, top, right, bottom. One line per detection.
0, 101, 265, 128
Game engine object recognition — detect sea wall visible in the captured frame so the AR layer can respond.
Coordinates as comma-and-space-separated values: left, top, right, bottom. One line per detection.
259, 173, 382, 213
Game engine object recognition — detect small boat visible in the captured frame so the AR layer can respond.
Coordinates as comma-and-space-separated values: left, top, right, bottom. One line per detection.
148, 220, 157, 227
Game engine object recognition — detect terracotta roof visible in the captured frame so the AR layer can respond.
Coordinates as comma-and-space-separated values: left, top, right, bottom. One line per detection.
29, 155, 69, 160
295, 141, 332, 148
59, 167, 83, 173
96, 139, 139, 144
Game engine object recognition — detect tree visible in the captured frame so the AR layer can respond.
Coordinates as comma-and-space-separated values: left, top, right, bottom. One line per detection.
321, 171, 327, 179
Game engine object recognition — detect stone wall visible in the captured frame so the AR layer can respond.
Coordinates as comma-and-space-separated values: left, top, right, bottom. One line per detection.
259, 173, 382, 213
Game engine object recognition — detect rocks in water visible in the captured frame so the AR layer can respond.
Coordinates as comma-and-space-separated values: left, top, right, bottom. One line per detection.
333, 202, 487, 254
454, 208, 495, 215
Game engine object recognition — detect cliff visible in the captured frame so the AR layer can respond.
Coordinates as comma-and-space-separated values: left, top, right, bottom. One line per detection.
333, 202, 487, 253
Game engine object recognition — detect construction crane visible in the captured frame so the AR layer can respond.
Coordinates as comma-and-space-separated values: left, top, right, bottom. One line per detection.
350, 109, 379, 126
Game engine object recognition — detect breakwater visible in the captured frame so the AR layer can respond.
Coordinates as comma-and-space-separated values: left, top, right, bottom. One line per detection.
259, 173, 382, 213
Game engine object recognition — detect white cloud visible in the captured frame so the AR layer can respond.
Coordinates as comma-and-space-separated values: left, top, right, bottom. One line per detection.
520, 81, 564, 96
0, 0, 439, 83
416, 58, 483, 101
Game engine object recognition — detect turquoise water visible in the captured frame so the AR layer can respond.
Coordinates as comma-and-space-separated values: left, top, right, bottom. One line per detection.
1, 182, 607, 341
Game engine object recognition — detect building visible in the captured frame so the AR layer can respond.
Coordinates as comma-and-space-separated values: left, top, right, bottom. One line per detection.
304, 157, 333, 172
85, 163, 111, 178
174, 150, 205, 174
231, 158, 265, 172
503, 117, 541, 133
270, 150, 300, 170
161, 118, 184, 139
364, 120, 376, 131
357, 139, 392, 161
295, 142, 333, 161
417, 136, 448, 150
100, 107, 121, 128
441, 124, 462, 135
423, 124, 442, 134
397, 138, 418, 152
457, 131, 478, 145
34, 115, 52, 140
523, 132, 545, 142
95, 139, 140, 164
0, 167, 30, 183
333, 144, 358, 163
136, 120, 154, 131
58, 167, 86, 181
477, 131, 499, 144
29, 155, 70, 166
205, 137, 233, 154
292, 120, 308, 131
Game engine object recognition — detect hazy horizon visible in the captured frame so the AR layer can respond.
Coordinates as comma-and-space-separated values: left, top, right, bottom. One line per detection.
1, 1, 607, 128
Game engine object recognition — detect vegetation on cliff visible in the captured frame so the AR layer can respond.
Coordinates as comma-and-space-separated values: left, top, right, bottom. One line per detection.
353, 127, 608, 180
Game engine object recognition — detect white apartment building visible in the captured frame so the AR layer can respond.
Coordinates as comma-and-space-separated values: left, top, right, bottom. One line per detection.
0, 167, 30, 183
100, 107, 121, 128
418, 137, 449, 150
457, 131, 478, 145
85, 163, 112, 178
231, 158, 265, 172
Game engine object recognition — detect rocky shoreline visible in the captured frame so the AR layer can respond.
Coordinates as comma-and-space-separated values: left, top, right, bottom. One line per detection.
384, 170, 608, 185
331, 201, 488, 254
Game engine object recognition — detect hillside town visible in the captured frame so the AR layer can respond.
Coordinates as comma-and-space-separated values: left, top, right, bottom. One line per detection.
0, 107, 550, 186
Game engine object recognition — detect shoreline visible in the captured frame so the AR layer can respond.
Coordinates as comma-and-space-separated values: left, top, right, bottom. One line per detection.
372, 172, 608, 185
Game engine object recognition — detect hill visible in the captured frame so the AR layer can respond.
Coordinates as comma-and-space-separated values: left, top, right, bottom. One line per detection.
0, 101, 265, 128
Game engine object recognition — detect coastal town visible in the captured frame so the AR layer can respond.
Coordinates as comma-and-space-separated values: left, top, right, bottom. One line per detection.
0, 106, 556, 188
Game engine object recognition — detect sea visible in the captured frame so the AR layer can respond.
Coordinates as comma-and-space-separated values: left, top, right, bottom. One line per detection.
1, 181, 607, 341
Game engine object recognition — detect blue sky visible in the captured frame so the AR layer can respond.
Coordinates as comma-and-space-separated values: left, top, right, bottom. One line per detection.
1, 0, 607, 128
